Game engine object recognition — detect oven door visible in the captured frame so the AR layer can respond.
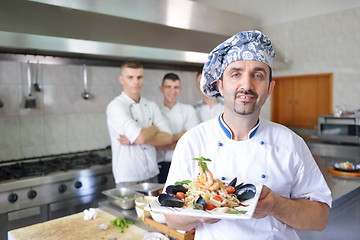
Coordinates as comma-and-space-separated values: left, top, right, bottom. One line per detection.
1, 205, 48, 240
48, 193, 105, 220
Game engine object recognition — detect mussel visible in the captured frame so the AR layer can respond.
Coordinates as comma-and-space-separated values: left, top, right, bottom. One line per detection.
234, 183, 256, 201
193, 196, 206, 210
228, 177, 244, 192
158, 193, 184, 208
166, 185, 188, 195
228, 177, 237, 187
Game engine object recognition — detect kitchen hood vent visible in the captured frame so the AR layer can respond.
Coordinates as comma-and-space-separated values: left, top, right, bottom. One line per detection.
0, 0, 256, 66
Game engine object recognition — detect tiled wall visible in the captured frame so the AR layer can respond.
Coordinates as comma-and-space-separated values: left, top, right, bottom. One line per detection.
262, 7, 360, 115
0, 61, 201, 161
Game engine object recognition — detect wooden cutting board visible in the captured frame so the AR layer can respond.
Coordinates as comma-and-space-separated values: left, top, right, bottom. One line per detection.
8, 209, 147, 240
144, 216, 195, 240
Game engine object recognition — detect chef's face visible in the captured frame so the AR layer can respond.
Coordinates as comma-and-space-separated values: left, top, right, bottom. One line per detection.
119, 67, 144, 96
160, 79, 182, 104
217, 60, 275, 116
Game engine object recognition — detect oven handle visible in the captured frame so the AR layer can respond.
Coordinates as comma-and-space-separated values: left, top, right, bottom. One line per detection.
8, 206, 41, 222
49, 194, 101, 212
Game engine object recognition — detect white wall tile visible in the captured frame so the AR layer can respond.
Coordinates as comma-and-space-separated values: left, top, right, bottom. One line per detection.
334, 8, 355, 35
21, 145, 46, 159
45, 143, 68, 156
19, 115, 45, 147
44, 114, 67, 144
0, 85, 21, 116
0, 116, 20, 149
0, 61, 20, 85
317, 12, 337, 38
0, 148, 21, 161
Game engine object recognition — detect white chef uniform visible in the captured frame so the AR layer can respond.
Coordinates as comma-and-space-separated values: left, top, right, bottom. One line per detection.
193, 99, 224, 122
165, 116, 332, 240
158, 103, 199, 162
106, 92, 171, 183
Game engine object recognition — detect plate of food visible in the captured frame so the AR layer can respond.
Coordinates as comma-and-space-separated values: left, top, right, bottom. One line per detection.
333, 161, 360, 172
144, 157, 262, 220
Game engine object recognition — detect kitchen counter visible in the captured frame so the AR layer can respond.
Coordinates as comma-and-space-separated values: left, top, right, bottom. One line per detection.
315, 155, 360, 201
7, 208, 150, 240
305, 139, 360, 201
297, 140, 360, 240
8, 200, 182, 240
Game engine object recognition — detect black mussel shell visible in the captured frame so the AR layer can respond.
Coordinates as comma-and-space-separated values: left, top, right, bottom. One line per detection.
166, 184, 188, 195
193, 196, 206, 210
158, 193, 184, 208
234, 182, 245, 192
228, 177, 237, 187
234, 183, 256, 201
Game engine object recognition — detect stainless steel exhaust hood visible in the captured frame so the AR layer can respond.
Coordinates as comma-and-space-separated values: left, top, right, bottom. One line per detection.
0, 0, 256, 66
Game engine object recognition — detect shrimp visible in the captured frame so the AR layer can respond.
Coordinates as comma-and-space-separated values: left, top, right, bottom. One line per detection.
196, 166, 220, 191
198, 166, 214, 186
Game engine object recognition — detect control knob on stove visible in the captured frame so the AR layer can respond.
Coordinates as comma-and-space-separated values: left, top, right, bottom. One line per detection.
28, 189, 37, 199
8, 193, 18, 203
74, 181, 82, 189
58, 184, 67, 193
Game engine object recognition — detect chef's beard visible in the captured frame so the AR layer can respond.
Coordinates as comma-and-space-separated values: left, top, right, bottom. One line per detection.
234, 90, 258, 115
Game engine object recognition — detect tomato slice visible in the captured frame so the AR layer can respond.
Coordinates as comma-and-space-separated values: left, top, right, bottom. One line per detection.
206, 202, 216, 210
213, 195, 223, 202
175, 192, 185, 200
225, 186, 235, 194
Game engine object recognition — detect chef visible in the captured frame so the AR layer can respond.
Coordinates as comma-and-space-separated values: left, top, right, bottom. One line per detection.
157, 73, 200, 183
106, 60, 172, 188
193, 70, 224, 122
164, 30, 332, 239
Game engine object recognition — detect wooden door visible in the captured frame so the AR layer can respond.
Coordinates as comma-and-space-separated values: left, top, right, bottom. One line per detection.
271, 73, 333, 128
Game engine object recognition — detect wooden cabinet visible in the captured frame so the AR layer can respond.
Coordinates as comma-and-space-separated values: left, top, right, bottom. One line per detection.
271, 73, 333, 128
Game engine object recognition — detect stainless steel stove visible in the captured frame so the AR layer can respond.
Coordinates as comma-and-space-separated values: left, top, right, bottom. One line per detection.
0, 149, 115, 240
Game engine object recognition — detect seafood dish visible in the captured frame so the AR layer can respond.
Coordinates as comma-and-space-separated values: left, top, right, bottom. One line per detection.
333, 161, 360, 172
145, 157, 262, 220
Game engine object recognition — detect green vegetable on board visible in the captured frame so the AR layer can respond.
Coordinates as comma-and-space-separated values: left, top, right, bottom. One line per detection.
110, 217, 134, 232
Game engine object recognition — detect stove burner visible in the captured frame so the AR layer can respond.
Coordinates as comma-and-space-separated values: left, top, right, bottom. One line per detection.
0, 152, 111, 181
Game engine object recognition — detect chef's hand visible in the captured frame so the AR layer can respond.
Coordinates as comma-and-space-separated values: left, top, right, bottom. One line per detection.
118, 135, 132, 145
199, 217, 221, 224
165, 214, 220, 231
252, 185, 275, 219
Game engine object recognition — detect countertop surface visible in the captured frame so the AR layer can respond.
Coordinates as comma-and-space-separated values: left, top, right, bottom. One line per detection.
306, 140, 360, 202
8, 208, 148, 240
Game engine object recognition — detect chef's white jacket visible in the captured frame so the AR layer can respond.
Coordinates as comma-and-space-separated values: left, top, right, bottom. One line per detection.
106, 92, 171, 183
165, 116, 332, 240
157, 103, 199, 162
193, 99, 224, 122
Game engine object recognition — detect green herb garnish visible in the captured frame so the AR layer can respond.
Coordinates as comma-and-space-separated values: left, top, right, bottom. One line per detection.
226, 210, 248, 214
175, 180, 192, 185
193, 157, 212, 172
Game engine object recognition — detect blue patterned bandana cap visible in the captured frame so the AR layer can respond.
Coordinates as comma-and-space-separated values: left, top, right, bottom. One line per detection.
201, 30, 275, 98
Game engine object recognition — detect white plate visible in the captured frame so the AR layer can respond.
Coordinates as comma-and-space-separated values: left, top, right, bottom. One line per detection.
144, 183, 263, 220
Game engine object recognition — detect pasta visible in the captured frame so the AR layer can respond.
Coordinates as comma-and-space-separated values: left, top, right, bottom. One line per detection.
184, 178, 241, 209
